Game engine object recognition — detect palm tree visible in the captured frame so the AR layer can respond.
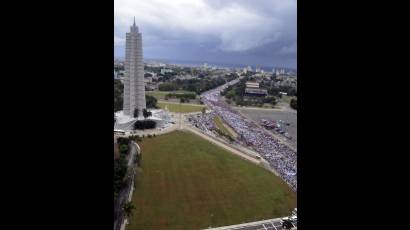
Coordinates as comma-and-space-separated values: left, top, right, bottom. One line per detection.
143, 109, 149, 119
133, 108, 139, 118
123, 202, 135, 218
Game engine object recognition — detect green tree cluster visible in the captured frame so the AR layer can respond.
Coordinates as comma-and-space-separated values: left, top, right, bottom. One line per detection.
158, 74, 238, 94
290, 98, 297, 110
114, 79, 124, 112
146, 95, 158, 108
133, 120, 156, 130
114, 156, 127, 196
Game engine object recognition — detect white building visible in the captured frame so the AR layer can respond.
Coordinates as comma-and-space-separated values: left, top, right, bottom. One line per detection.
245, 81, 260, 88
255, 65, 261, 73
114, 19, 174, 132
123, 18, 146, 117
160, 68, 173, 75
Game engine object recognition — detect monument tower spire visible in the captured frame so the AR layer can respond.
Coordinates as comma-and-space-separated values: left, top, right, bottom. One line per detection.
123, 18, 145, 117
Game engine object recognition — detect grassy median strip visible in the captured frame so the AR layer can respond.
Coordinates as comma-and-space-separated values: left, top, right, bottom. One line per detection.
146, 90, 195, 100
214, 115, 235, 139
157, 102, 205, 113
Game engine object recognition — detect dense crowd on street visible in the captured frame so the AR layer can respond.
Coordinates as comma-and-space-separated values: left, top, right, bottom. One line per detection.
187, 112, 217, 136
195, 79, 297, 191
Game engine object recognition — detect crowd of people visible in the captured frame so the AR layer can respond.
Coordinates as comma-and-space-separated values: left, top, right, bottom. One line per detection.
197, 80, 297, 191
187, 112, 217, 136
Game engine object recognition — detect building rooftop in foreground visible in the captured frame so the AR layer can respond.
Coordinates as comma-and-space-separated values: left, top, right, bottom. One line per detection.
204, 217, 296, 230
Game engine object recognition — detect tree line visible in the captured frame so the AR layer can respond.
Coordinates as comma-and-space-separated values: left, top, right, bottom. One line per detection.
114, 79, 158, 112
221, 78, 277, 107
158, 74, 238, 94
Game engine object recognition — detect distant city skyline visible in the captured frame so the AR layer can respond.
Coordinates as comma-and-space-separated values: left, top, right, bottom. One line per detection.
114, 0, 296, 68
114, 56, 295, 72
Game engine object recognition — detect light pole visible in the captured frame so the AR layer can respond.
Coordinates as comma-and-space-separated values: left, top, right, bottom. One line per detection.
179, 101, 182, 129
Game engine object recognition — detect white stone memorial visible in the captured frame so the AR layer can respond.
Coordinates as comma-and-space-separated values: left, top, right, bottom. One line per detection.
123, 17, 146, 117
114, 18, 173, 132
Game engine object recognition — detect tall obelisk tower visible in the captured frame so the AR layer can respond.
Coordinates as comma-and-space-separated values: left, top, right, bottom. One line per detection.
123, 17, 146, 117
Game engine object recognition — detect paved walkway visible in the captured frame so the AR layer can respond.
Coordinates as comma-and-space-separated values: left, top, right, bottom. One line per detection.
114, 111, 204, 139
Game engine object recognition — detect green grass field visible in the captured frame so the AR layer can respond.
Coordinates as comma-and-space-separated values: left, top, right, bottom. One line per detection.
213, 115, 235, 138
128, 131, 296, 230
158, 102, 205, 113
146, 90, 196, 99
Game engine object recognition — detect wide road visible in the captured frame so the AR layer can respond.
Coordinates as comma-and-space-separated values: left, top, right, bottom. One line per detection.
199, 77, 297, 191
234, 108, 297, 152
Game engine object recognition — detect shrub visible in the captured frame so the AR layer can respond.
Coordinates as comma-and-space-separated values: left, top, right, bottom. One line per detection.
146, 95, 158, 108
119, 144, 129, 155
117, 137, 130, 145
134, 120, 157, 130
290, 98, 297, 110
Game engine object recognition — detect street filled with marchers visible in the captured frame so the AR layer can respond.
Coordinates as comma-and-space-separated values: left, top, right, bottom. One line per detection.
191, 79, 297, 191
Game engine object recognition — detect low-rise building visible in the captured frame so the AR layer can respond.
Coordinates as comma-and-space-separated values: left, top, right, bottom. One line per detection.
246, 81, 260, 88
244, 88, 268, 96
244, 81, 267, 96
160, 68, 173, 75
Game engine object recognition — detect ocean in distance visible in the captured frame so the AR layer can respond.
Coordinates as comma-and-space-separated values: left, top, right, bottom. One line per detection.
115, 57, 296, 73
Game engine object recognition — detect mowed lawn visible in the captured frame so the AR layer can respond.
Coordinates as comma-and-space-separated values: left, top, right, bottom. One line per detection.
146, 90, 196, 99
158, 102, 205, 113
128, 131, 296, 230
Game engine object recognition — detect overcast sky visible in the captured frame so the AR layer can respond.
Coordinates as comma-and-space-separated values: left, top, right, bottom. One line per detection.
114, 0, 296, 68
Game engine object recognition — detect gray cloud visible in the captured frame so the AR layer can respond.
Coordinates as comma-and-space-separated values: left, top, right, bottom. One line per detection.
114, 0, 296, 68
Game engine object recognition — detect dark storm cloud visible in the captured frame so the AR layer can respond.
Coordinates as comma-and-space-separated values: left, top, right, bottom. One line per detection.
114, 0, 296, 68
